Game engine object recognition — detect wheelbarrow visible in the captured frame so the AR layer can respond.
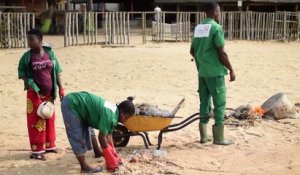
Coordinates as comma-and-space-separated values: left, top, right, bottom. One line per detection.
113, 99, 202, 149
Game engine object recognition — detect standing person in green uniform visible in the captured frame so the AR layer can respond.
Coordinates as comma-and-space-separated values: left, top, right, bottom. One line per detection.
190, 2, 236, 145
61, 91, 135, 173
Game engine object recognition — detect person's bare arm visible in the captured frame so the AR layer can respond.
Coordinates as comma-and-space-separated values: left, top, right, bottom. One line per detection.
217, 46, 236, 81
56, 73, 63, 89
98, 132, 108, 148
190, 47, 195, 62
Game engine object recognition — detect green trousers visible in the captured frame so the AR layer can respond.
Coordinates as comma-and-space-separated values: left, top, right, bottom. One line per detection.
198, 76, 226, 126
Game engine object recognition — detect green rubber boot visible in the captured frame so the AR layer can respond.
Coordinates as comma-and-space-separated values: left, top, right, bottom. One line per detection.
212, 125, 234, 145
199, 123, 212, 143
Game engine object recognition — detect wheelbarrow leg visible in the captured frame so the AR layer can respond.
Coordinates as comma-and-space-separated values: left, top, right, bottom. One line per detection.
135, 132, 149, 149
157, 131, 163, 150
143, 132, 153, 146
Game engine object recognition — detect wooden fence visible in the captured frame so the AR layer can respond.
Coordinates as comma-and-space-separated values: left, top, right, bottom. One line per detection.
0, 12, 35, 48
64, 11, 299, 47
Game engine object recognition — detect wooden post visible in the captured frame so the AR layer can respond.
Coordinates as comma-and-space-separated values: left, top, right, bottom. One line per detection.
87, 12, 90, 45
20, 13, 27, 47
7, 13, 11, 49
72, 13, 75, 46
83, 12, 86, 44
142, 12, 145, 44
127, 12, 130, 44
76, 12, 79, 45
162, 12, 165, 42
105, 12, 108, 45
64, 12, 68, 47
262, 13, 265, 40
180, 12, 182, 42
68, 12, 72, 45
271, 12, 275, 40
16, 13, 19, 47
175, 12, 178, 42
283, 11, 287, 42
109, 12, 112, 45
297, 12, 300, 41
112, 12, 115, 44
123, 12, 126, 44
26, 13, 31, 33
116, 12, 119, 44
119, 12, 122, 44
188, 12, 191, 42
32, 13, 35, 28
95, 12, 98, 45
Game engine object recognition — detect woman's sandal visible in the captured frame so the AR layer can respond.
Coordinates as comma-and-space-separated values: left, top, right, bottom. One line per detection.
30, 153, 46, 161
45, 149, 58, 153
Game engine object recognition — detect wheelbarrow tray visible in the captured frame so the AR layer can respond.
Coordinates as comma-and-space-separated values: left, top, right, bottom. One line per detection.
124, 115, 173, 132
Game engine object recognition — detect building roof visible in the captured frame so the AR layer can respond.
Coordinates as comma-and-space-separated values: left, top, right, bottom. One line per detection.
155, 0, 300, 3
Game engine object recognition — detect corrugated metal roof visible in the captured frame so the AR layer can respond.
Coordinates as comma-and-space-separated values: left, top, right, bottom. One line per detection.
155, 0, 300, 3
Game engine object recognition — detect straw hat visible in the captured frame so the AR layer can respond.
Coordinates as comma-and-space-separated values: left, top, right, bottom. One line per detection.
37, 101, 55, 119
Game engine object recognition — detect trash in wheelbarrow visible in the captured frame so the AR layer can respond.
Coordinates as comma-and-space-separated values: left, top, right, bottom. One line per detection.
135, 98, 185, 118
124, 98, 185, 132
135, 103, 172, 117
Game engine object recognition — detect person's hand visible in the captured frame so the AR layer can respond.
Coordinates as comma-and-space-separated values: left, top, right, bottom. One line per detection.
109, 141, 122, 165
102, 145, 119, 172
59, 88, 65, 101
229, 71, 236, 82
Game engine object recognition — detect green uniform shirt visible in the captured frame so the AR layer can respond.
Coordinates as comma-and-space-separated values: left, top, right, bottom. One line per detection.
66, 91, 119, 135
191, 18, 228, 77
18, 46, 62, 99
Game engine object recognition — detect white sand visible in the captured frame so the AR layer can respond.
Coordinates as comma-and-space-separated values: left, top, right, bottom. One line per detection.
0, 37, 300, 175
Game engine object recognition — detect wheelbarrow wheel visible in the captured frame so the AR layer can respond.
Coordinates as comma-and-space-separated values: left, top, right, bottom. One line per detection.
113, 124, 130, 147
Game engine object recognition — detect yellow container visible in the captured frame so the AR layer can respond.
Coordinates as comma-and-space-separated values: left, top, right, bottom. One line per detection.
124, 115, 173, 132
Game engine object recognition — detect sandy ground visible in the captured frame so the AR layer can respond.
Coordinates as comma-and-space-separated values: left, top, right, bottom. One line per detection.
0, 36, 300, 175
